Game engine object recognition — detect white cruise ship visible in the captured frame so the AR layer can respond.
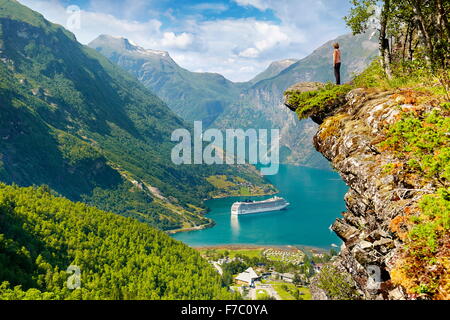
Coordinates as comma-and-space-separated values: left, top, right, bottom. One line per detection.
231, 197, 290, 216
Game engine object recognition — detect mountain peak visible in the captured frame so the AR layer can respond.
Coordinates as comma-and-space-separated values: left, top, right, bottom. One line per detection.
95, 34, 139, 50
270, 59, 298, 68
250, 58, 298, 84
90, 35, 171, 59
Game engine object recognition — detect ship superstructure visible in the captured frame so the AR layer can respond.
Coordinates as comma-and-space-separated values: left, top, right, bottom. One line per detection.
231, 197, 289, 215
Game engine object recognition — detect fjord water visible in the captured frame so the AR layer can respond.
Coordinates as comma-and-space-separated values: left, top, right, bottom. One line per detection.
173, 164, 348, 249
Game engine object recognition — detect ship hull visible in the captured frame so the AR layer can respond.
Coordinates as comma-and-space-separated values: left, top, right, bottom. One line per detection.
231, 203, 290, 216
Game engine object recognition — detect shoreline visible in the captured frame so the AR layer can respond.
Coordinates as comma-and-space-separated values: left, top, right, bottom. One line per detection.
166, 219, 216, 235
192, 244, 332, 254
208, 189, 279, 200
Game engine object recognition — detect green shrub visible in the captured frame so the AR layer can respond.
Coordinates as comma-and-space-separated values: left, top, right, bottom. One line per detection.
410, 188, 450, 253
379, 108, 450, 184
383, 105, 450, 299
392, 188, 450, 298
315, 265, 360, 300
352, 59, 388, 89
286, 83, 352, 120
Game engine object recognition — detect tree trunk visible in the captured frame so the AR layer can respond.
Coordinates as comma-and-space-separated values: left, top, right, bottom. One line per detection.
408, 25, 415, 61
403, 22, 411, 62
436, 0, 450, 42
408, 0, 434, 61
379, 0, 392, 78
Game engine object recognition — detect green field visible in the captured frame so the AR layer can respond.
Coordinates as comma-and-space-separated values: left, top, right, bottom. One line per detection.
270, 282, 312, 300
256, 289, 271, 300
200, 248, 264, 259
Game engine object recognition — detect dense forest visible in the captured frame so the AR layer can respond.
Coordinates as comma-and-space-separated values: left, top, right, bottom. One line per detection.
0, 183, 235, 300
346, 0, 450, 94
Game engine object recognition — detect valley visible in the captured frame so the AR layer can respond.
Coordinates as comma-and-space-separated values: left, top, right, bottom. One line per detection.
0, 0, 272, 231
2, 0, 448, 303
89, 32, 379, 169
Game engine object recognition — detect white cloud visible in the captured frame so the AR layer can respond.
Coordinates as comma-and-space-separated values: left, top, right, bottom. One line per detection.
190, 3, 229, 12
233, 0, 270, 10
170, 18, 305, 80
160, 32, 195, 49
239, 48, 259, 58
254, 22, 290, 51
236, 22, 291, 58
17, 0, 162, 45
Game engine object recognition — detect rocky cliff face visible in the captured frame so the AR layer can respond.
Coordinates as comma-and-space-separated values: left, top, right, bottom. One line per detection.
285, 84, 441, 300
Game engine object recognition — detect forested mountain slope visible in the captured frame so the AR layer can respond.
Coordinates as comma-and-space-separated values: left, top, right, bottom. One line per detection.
0, 183, 233, 299
0, 0, 272, 230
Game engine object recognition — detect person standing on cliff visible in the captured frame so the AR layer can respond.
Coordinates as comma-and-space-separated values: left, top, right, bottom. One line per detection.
333, 43, 341, 85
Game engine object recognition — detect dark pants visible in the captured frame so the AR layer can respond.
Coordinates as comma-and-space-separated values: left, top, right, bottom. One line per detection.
334, 63, 341, 85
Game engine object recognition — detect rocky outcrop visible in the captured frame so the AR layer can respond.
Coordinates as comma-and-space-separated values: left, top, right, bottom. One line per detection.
284, 82, 325, 112
285, 84, 439, 300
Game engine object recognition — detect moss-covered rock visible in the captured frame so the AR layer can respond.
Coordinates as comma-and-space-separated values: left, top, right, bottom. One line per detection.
285, 83, 449, 300
284, 82, 352, 124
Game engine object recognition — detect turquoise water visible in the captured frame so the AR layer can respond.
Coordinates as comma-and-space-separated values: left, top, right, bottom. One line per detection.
172, 165, 348, 249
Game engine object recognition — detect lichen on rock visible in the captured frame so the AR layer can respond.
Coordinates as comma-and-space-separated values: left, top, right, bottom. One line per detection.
285, 83, 449, 300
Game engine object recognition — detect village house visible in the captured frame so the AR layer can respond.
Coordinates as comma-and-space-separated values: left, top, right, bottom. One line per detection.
270, 272, 295, 283
235, 267, 260, 287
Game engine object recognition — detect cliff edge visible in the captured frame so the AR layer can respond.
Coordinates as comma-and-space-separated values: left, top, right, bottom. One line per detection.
284, 83, 450, 300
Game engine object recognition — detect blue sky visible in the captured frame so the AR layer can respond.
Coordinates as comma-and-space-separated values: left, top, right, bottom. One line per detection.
18, 0, 353, 81
49, 0, 280, 25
